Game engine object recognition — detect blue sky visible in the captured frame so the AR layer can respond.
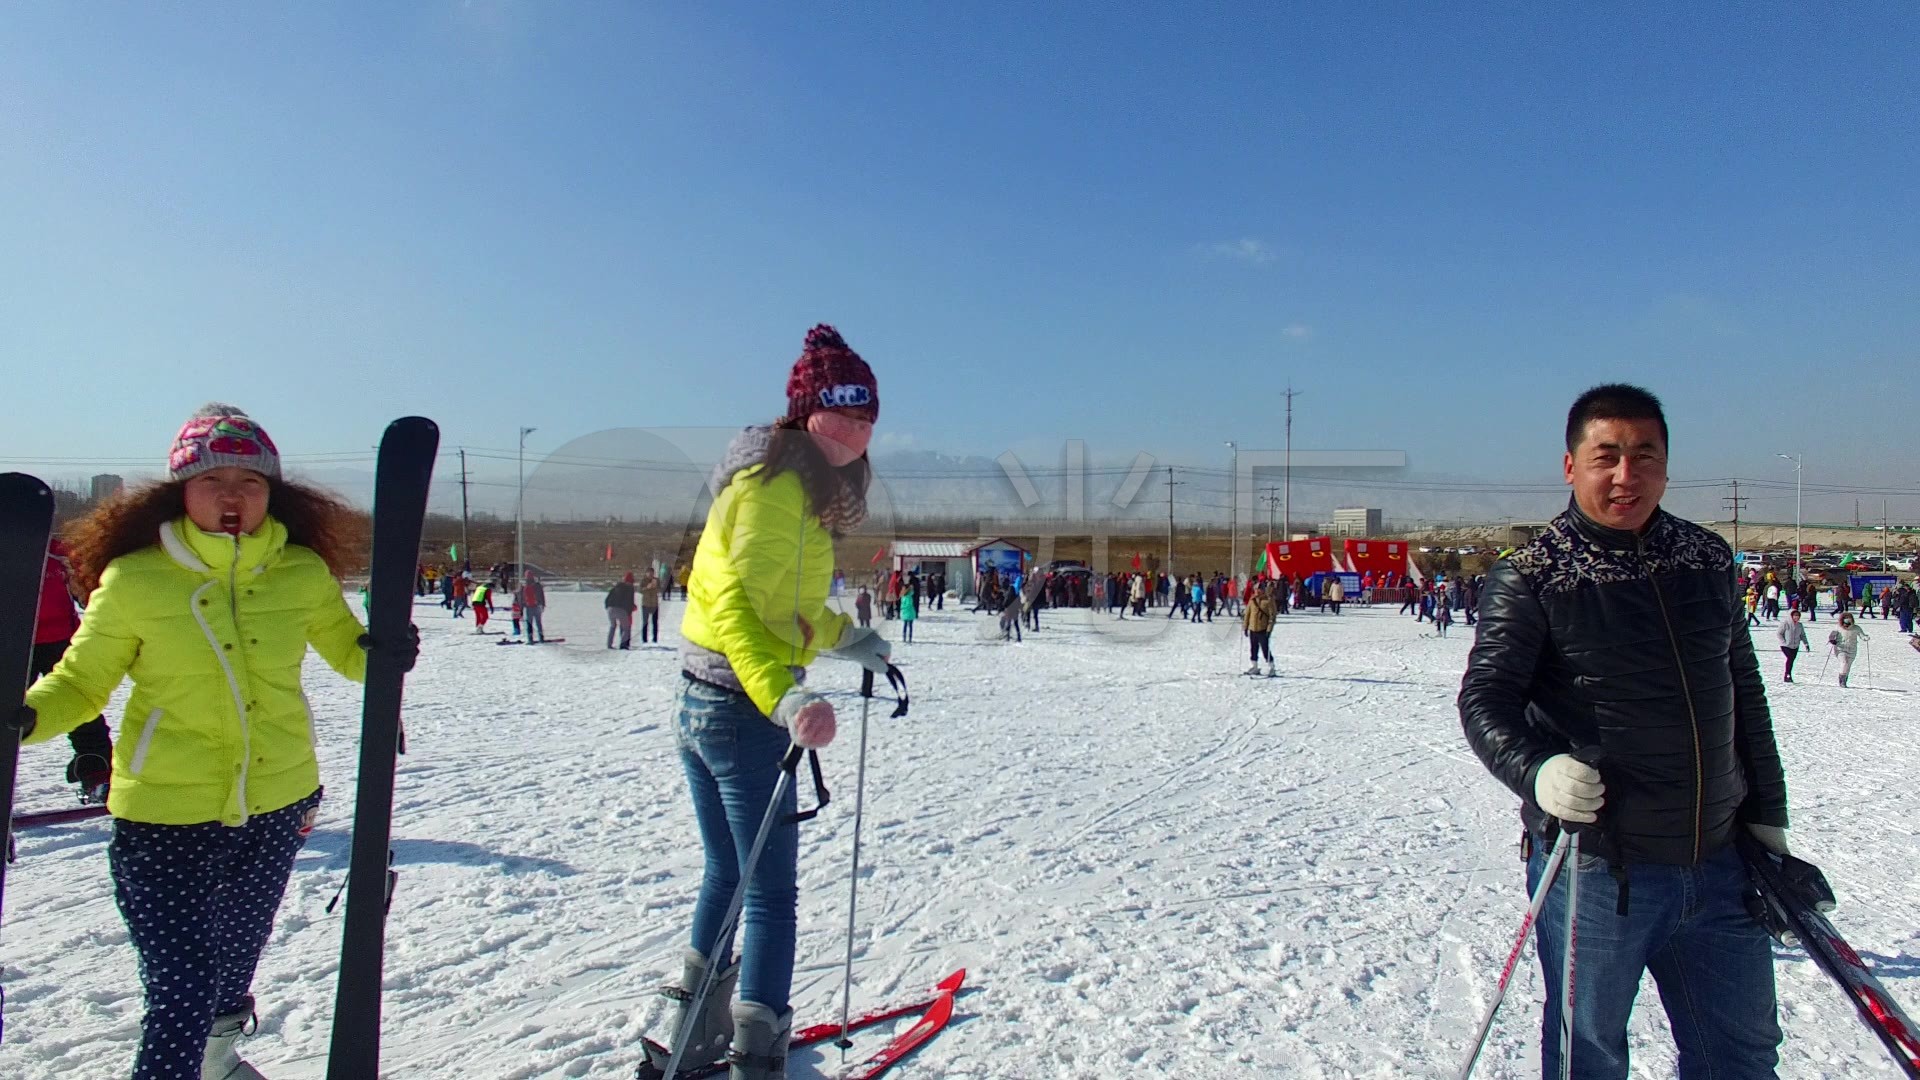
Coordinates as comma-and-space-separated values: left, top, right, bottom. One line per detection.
3, 4, 1915, 522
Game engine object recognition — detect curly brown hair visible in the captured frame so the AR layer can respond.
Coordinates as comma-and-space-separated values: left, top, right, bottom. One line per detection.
65, 479, 368, 596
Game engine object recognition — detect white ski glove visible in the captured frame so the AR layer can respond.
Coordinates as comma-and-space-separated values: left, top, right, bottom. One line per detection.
1747, 823, 1790, 855
772, 687, 836, 749
829, 623, 892, 674
1534, 754, 1605, 824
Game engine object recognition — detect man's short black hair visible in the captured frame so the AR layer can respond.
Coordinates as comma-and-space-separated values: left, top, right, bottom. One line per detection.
1566, 383, 1668, 453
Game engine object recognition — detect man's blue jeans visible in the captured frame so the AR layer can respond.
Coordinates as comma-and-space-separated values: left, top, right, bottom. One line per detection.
676, 676, 800, 1014
1527, 840, 1780, 1079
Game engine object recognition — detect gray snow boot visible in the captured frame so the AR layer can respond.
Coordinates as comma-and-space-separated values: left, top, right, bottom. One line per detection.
727, 1001, 792, 1080
203, 1006, 267, 1080
641, 948, 741, 1074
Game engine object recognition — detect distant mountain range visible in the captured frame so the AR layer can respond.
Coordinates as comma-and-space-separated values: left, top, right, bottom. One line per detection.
40, 448, 1816, 529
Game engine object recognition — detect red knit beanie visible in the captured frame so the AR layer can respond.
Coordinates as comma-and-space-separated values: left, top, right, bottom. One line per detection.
785, 324, 878, 424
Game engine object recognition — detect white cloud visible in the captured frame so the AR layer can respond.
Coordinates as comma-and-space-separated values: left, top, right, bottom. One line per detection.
1207, 238, 1276, 265
875, 431, 917, 450
1283, 323, 1313, 340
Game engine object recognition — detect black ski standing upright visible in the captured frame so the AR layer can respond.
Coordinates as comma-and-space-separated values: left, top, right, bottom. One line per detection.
328, 419, 438, 1079
0, 472, 56, 1039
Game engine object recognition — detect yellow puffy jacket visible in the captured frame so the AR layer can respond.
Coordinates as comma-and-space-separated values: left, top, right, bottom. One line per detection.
680, 464, 850, 716
25, 517, 367, 826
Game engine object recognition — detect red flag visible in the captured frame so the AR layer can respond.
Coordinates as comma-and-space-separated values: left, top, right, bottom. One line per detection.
870, 546, 887, 565
604, 542, 614, 561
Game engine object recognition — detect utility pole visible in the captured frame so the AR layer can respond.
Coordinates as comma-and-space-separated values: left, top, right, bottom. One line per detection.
1165, 467, 1178, 578
1282, 385, 1300, 541
518, 427, 537, 586
1262, 487, 1281, 547
458, 448, 470, 566
1884, 499, 1890, 565
1776, 453, 1802, 583
1723, 479, 1746, 554
1225, 441, 1238, 583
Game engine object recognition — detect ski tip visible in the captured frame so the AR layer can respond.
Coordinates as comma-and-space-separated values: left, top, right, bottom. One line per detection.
935, 969, 966, 993
386, 415, 440, 436
0, 471, 55, 502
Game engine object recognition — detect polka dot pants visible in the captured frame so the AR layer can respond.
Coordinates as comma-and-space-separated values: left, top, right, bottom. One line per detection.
110, 789, 321, 1079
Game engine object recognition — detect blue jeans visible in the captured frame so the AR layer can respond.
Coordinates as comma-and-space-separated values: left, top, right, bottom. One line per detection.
675, 676, 799, 1013
1527, 841, 1780, 1079
524, 604, 545, 641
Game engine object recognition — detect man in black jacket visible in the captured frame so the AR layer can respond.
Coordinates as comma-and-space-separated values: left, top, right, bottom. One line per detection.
606, 572, 637, 650
1459, 384, 1789, 1079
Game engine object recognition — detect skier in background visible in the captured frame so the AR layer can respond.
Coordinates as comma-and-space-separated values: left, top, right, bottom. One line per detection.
519, 569, 547, 643
18, 404, 415, 1080
900, 581, 917, 642
472, 580, 493, 634
1459, 385, 1789, 1078
1777, 607, 1806, 682
645, 326, 891, 1080
1243, 579, 1276, 676
1830, 612, 1869, 688
605, 571, 637, 650
33, 537, 115, 801
639, 567, 663, 644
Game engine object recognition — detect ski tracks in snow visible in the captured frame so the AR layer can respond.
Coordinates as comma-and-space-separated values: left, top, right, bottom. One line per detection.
5, 599, 1918, 1077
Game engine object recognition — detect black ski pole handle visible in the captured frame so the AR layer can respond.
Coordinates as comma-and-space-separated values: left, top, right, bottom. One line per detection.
780, 743, 805, 772
1558, 745, 1608, 838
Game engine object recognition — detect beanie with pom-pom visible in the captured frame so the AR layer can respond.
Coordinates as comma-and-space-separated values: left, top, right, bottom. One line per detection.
785, 324, 878, 424
168, 402, 281, 482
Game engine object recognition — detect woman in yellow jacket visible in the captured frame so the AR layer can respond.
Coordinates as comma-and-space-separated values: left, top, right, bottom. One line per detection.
646, 327, 891, 1080
21, 404, 392, 1080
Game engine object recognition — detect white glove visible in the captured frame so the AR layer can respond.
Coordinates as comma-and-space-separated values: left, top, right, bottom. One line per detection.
1534, 754, 1605, 824
1748, 823, 1790, 855
772, 687, 836, 749
829, 623, 892, 674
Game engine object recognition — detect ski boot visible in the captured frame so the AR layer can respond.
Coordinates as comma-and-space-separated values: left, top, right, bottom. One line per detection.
1245, 664, 1261, 676
726, 1001, 792, 1080
1265, 662, 1277, 678
637, 949, 740, 1078
203, 1002, 266, 1080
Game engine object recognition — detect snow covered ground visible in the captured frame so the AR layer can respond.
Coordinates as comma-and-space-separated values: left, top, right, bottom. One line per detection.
7, 592, 1919, 1078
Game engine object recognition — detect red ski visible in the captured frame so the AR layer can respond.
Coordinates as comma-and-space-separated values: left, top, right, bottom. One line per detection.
637, 968, 965, 1080
838, 969, 963, 1080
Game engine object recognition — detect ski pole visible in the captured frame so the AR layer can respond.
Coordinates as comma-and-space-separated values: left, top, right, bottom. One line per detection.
835, 686, 877, 1053
1559, 830, 1581, 1080
1457, 827, 1574, 1080
662, 743, 806, 1080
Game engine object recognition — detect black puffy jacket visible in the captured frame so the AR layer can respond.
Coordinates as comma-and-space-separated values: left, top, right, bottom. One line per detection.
1458, 501, 1787, 866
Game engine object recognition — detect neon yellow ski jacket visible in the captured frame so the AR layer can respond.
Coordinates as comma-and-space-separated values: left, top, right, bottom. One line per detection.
680, 464, 850, 716
25, 517, 367, 826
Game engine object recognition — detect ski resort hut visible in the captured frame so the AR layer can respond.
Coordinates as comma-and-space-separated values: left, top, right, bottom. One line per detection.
889, 539, 974, 600
966, 537, 1030, 601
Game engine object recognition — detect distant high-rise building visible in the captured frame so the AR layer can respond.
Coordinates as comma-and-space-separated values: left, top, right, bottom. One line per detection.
91, 474, 124, 502
1327, 507, 1382, 537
